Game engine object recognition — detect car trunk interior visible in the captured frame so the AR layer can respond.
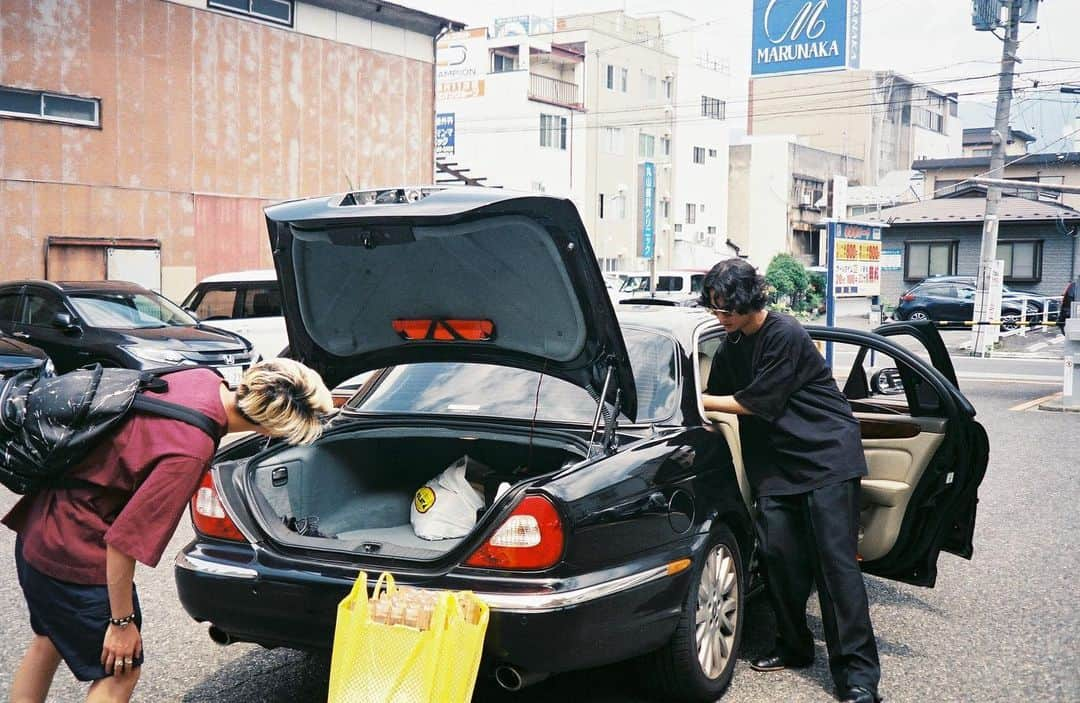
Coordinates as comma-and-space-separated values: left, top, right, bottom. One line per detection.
246, 429, 585, 559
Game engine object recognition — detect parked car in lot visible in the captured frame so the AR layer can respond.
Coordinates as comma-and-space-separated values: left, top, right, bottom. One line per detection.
920, 275, 1060, 318
617, 269, 708, 300
175, 188, 988, 701
0, 280, 256, 386
0, 332, 53, 378
181, 270, 289, 362
894, 279, 1038, 327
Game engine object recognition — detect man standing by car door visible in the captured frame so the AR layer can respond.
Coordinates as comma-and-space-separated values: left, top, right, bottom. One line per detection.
3, 358, 332, 703
699, 258, 880, 703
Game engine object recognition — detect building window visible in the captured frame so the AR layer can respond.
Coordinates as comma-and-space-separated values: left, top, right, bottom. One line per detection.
701, 96, 725, 120
997, 240, 1042, 282
913, 106, 944, 134
540, 114, 567, 150
708, 148, 718, 157
492, 51, 517, 73
662, 78, 673, 100
661, 136, 671, 156
693, 147, 705, 164
602, 127, 624, 155
605, 65, 615, 90
620, 67, 629, 93
208, 0, 292, 25
707, 226, 717, 235
686, 203, 697, 224
598, 193, 605, 219
793, 177, 825, 208
674, 223, 682, 232
904, 241, 958, 280
0, 85, 100, 127
617, 195, 627, 220
638, 132, 655, 158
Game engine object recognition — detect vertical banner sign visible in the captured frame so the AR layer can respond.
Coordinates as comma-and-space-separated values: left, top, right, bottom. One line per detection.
435, 113, 455, 156
639, 161, 656, 258
751, 0, 860, 76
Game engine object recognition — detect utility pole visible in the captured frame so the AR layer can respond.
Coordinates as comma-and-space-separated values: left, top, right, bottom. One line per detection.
971, 0, 1022, 357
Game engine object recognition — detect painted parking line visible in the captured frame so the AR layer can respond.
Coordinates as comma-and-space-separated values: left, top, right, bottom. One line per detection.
1009, 392, 1063, 412
1024, 342, 1049, 353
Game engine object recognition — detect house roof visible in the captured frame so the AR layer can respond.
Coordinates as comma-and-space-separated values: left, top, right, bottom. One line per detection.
867, 194, 1080, 225
962, 127, 1037, 146
912, 152, 1080, 170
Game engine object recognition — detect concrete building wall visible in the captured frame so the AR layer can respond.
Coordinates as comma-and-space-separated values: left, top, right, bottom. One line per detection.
0, 0, 436, 299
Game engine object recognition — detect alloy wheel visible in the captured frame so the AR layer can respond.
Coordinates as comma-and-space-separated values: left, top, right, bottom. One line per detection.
909, 311, 929, 321
695, 544, 739, 679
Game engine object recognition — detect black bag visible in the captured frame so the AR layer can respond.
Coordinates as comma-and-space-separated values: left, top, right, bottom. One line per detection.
0, 364, 220, 494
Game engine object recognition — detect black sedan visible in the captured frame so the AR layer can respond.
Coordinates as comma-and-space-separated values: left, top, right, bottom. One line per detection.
0, 280, 256, 385
174, 188, 989, 701
0, 333, 52, 378
894, 279, 1035, 327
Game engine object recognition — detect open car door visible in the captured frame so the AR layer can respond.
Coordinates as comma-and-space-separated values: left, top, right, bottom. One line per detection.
808, 324, 989, 587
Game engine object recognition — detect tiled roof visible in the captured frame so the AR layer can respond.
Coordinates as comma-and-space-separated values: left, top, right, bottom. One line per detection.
867, 195, 1080, 225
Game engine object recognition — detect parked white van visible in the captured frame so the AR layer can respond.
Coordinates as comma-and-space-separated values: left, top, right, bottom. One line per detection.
181, 270, 288, 362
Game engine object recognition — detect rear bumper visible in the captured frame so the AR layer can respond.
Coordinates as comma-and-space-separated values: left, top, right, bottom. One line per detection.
174, 544, 688, 673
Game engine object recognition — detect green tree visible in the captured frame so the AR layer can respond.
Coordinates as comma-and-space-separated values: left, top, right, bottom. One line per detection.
765, 254, 811, 310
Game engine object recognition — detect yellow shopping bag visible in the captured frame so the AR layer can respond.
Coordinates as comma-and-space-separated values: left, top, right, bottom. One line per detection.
327, 572, 490, 703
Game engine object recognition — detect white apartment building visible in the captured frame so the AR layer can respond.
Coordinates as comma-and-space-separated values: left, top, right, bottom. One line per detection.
436, 11, 735, 273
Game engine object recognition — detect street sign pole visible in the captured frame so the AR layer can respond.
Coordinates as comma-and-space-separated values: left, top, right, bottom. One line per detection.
825, 221, 836, 369
971, 0, 1022, 357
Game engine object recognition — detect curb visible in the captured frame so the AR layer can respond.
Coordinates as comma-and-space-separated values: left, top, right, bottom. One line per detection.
1037, 401, 1080, 413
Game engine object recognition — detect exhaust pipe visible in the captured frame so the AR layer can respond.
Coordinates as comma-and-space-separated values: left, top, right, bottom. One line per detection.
208, 625, 232, 646
494, 665, 549, 692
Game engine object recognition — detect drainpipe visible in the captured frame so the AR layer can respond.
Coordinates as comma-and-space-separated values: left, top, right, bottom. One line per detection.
432, 24, 451, 184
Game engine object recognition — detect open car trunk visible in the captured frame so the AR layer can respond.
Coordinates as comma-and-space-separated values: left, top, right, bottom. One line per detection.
244, 428, 586, 559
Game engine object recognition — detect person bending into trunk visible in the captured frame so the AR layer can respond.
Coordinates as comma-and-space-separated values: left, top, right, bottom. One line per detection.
699, 258, 881, 703
5, 358, 332, 703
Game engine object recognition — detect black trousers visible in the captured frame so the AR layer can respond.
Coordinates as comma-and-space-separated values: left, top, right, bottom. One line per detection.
755, 477, 880, 694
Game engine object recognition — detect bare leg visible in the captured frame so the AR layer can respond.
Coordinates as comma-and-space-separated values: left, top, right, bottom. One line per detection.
10, 635, 62, 703
85, 668, 140, 703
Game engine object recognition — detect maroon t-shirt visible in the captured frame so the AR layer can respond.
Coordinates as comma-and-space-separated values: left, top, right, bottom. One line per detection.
2, 368, 228, 585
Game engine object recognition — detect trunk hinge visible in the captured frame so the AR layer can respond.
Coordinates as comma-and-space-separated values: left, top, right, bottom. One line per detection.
587, 361, 621, 458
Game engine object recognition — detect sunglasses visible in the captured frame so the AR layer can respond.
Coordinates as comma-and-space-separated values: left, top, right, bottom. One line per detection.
706, 306, 737, 316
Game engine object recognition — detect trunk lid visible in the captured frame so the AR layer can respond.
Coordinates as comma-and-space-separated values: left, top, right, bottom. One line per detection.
265, 187, 637, 420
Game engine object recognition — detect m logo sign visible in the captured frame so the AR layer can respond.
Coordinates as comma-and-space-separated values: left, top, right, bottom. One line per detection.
752, 0, 861, 77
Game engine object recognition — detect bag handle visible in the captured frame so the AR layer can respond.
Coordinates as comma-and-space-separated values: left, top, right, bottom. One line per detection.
371, 571, 396, 600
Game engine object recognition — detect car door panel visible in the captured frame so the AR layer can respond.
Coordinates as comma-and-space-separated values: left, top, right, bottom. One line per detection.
808, 325, 986, 587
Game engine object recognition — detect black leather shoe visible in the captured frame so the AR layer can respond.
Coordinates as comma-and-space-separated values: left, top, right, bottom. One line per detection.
749, 652, 814, 672
838, 685, 880, 703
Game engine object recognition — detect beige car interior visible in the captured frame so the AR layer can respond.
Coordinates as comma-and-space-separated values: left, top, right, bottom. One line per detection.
697, 338, 947, 563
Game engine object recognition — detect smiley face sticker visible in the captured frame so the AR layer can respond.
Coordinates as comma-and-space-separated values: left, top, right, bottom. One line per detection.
414, 486, 436, 514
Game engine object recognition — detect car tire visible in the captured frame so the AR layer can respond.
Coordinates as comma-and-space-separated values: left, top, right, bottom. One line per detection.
644, 525, 745, 702
906, 309, 929, 321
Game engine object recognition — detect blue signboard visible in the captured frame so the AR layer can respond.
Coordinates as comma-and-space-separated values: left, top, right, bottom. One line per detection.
435, 113, 455, 156
751, 0, 861, 77
640, 162, 656, 258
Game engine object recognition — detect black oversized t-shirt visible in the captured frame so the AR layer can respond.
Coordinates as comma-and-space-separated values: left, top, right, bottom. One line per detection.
706, 311, 867, 496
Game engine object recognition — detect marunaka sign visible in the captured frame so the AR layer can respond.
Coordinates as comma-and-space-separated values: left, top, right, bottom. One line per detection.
752, 0, 862, 77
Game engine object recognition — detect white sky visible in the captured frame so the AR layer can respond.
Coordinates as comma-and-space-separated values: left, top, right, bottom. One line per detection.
409, 0, 1080, 146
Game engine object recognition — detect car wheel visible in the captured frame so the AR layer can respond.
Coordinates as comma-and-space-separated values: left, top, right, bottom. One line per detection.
645, 525, 745, 702
907, 310, 930, 322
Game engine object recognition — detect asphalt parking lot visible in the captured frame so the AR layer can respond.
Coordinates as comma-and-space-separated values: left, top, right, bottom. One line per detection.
0, 378, 1076, 702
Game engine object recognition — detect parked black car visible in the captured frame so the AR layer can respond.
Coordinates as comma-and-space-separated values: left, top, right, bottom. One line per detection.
0, 332, 52, 378
894, 279, 1036, 326
0, 280, 256, 386
920, 275, 1060, 318
174, 188, 989, 701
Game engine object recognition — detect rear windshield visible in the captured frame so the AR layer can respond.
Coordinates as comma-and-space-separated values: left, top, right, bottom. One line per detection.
351, 328, 679, 424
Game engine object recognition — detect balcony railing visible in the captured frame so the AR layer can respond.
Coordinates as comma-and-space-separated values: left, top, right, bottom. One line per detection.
529, 73, 583, 110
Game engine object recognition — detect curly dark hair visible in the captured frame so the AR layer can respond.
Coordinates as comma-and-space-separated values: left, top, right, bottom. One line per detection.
697, 258, 768, 313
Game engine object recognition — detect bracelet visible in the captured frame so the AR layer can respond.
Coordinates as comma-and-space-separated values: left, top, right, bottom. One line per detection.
109, 613, 136, 628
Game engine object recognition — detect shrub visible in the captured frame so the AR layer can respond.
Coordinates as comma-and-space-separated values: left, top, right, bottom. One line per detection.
765, 254, 811, 310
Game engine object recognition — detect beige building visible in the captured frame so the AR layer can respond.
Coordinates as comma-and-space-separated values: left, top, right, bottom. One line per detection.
748, 70, 961, 185
914, 152, 1080, 211
0, 0, 456, 300
961, 126, 1036, 158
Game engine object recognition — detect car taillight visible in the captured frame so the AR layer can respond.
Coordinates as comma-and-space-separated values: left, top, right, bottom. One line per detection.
901, 293, 916, 301
190, 471, 246, 542
464, 495, 564, 571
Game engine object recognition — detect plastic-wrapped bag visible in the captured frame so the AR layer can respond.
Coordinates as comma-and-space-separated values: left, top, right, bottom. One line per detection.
410, 455, 487, 540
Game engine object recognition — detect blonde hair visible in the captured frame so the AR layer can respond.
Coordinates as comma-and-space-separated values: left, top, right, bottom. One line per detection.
235, 358, 333, 445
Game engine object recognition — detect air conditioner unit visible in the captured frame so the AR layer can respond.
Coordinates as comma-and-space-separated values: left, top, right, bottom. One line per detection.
800, 192, 813, 206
